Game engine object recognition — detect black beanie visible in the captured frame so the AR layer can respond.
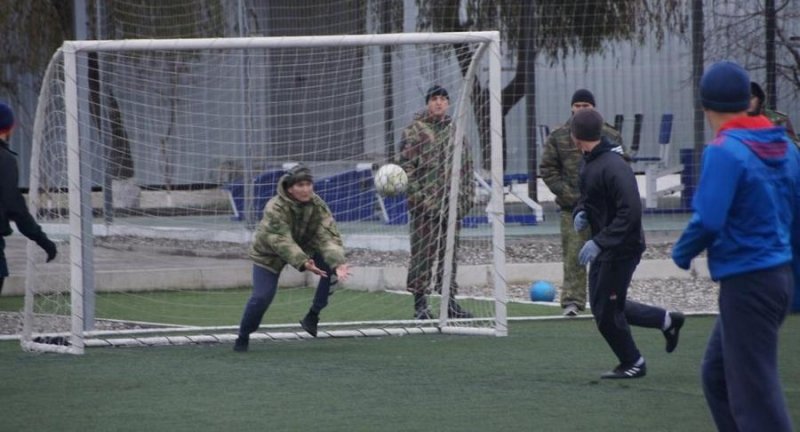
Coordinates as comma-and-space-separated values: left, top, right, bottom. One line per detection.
700, 61, 750, 112
425, 85, 449, 103
750, 81, 765, 105
285, 165, 313, 187
571, 89, 596, 107
571, 109, 604, 141
0, 102, 14, 133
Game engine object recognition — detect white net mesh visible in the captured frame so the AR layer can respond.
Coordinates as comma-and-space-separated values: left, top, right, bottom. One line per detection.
24, 33, 506, 352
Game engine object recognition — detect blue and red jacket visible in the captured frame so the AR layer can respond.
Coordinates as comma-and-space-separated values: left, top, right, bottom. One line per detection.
672, 115, 800, 281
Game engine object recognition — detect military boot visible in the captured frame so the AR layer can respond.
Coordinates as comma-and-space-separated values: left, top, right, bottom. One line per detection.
413, 293, 434, 320
447, 298, 473, 319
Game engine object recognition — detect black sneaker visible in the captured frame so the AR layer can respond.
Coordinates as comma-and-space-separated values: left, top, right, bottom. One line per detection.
601, 362, 647, 379
414, 308, 434, 320
233, 336, 249, 352
447, 300, 474, 319
663, 311, 685, 353
299, 312, 319, 337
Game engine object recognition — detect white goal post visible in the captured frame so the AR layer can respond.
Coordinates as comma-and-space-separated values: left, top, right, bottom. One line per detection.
23, 32, 506, 354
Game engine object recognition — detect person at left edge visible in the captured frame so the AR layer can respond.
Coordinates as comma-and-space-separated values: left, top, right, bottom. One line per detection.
0, 101, 58, 296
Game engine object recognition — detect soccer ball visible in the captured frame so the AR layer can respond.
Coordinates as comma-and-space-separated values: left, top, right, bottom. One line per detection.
374, 164, 408, 197
529, 280, 556, 302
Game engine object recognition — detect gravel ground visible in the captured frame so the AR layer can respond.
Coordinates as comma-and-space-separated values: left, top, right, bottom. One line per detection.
1, 237, 718, 336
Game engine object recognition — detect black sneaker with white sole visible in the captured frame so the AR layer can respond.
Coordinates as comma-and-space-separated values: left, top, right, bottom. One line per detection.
601, 362, 647, 379
663, 311, 685, 353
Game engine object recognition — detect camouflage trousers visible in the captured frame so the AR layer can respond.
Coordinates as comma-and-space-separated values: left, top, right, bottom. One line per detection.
560, 210, 589, 309
406, 208, 460, 296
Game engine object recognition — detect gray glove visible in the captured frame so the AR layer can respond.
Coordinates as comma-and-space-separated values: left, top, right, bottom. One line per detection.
578, 240, 600, 266
573, 211, 589, 232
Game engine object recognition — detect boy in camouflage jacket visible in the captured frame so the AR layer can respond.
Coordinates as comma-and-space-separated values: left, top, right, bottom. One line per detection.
234, 165, 350, 351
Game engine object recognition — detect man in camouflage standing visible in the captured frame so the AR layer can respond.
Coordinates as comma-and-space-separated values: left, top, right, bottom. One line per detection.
399, 85, 474, 320
233, 165, 351, 352
749, 81, 798, 143
540, 89, 625, 317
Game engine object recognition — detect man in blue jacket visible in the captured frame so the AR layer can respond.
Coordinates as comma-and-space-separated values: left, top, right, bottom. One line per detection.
572, 109, 684, 380
672, 61, 796, 432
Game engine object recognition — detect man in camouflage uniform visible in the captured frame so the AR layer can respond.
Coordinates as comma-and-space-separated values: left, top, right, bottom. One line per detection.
399, 85, 475, 320
749, 81, 799, 143
234, 165, 351, 351
540, 89, 625, 317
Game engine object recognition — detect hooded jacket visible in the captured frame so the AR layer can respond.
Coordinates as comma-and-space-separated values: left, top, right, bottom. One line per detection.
575, 137, 645, 261
249, 173, 346, 274
672, 115, 800, 280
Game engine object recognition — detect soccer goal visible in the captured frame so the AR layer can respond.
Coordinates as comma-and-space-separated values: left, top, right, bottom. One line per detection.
23, 32, 506, 354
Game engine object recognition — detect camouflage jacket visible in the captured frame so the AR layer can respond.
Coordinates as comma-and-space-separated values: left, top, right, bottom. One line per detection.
249, 173, 346, 274
399, 111, 475, 217
540, 118, 624, 210
765, 109, 799, 143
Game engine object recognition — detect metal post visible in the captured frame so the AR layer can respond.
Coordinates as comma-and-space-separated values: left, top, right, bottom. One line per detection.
73, 0, 95, 332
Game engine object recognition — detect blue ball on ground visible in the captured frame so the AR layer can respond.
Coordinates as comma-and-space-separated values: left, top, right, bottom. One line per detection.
529, 280, 556, 302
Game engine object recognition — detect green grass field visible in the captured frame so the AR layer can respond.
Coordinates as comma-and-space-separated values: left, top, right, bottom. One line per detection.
1, 313, 798, 431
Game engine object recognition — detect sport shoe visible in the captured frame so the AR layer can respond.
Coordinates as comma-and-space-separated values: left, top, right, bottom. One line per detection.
563, 303, 580, 317
414, 308, 434, 320
447, 300, 474, 319
663, 311, 685, 353
233, 336, 249, 352
299, 312, 319, 337
601, 361, 647, 379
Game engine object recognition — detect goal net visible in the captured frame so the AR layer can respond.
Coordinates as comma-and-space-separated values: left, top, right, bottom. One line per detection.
23, 32, 506, 354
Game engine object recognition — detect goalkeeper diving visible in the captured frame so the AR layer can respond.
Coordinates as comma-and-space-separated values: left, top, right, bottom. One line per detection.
233, 164, 350, 351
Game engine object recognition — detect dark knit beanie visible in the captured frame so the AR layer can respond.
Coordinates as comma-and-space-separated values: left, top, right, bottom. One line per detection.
285, 164, 313, 187
570, 89, 595, 107
0, 102, 14, 133
425, 85, 449, 103
700, 61, 750, 112
571, 109, 604, 141
750, 81, 765, 105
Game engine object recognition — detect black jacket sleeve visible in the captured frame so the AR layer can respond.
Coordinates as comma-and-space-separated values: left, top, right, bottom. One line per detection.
592, 157, 642, 250
0, 152, 47, 242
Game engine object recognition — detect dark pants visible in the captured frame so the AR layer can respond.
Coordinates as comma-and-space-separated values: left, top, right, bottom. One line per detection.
407, 207, 460, 295
589, 256, 666, 366
702, 265, 794, 432
0, 236, 7, 296
237, 255, 334, 338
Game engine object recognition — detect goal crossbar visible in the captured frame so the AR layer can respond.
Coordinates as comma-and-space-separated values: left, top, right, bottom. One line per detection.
63, 31, 500, 53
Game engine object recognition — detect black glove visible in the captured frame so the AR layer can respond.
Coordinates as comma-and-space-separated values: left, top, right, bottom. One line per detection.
37, 237, 57, 263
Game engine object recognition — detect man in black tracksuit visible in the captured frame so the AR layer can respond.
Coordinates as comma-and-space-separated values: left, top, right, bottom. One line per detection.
0, 102, 57, 295
571, 109, 684, 379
